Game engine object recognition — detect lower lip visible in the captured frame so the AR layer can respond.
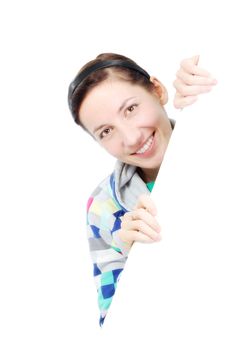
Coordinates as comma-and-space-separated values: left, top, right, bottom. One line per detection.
133, 132, 156, 158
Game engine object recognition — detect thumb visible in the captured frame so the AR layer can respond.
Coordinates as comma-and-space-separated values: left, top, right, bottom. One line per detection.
192, 55, 200, 66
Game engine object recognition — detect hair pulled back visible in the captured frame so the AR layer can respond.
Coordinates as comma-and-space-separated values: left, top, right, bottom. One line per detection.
69, 53, 155, 127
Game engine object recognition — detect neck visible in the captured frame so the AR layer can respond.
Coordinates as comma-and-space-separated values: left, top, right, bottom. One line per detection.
137, 167, 160, 183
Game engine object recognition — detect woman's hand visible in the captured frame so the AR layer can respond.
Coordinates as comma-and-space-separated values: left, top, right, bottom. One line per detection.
173, 55, 218, 109
118, 194, 161, 247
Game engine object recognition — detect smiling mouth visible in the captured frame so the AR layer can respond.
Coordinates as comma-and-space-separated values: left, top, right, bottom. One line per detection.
132, 132, 155, 155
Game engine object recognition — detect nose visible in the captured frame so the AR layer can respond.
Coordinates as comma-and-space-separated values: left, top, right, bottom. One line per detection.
120, 125, 143, 152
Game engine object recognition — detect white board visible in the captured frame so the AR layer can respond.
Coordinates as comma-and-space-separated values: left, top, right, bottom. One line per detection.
101, 54, 233, 349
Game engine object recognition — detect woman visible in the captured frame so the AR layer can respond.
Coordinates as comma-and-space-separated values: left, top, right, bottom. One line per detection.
68, 53, 216, 326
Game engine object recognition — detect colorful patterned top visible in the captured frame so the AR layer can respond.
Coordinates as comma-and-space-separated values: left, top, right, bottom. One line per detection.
86, 120, 174, 327
86, 161, 155, 326
146, 181, 155, 192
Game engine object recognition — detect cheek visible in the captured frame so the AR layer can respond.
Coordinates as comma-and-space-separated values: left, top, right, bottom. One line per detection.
143, 106, 163, 126
154, 107, 170, 128
158, 120, 173, 144
102, 140, 122, 158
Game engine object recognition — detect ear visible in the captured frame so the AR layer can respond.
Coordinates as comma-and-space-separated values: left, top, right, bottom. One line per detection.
149, 76, 168, 105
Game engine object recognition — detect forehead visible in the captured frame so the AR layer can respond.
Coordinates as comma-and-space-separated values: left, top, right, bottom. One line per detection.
79, 79, 151, 129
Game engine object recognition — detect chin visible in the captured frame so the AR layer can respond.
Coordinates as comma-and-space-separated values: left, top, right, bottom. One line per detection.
141, 152, 165, 169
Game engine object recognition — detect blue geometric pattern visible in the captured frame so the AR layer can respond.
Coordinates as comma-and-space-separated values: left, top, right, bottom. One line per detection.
90, 225, 101, 238
112, 268, 123, 283
111, 209, 126, 234
97, 269, 123, 326
101, 284, 115, 299
93, 263, 101, 277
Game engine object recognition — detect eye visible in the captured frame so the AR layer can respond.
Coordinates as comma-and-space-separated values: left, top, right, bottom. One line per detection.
99, 127, 112, 139
126, 104, 138, 115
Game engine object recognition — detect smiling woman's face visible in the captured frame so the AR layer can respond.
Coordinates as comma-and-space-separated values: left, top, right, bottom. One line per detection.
79, 78, 173, 181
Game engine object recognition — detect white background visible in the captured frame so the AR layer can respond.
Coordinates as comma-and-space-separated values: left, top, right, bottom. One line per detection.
102, 53, 233, 348
0, 1, 232, 349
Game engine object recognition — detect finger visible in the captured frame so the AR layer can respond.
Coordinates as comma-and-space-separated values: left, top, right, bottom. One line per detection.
173, 78, 213, 96
173, 93, 198, 109
135, 194, 157, 216
122, 211, 135, 221
180, 56, 211, 77
123, 218, 161, 239
121, 212, 161, 234
133, 230, 161, 243
124, 229, 161, 243
126, 230, 157, 244
192, 55, 200, 65
176, 68, 217, 86
132, 208, 161, 232
121, 209, 161, 237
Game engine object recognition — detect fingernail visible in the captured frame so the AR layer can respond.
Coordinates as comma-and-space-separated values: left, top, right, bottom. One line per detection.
209, 76, 218, 84
193, 55, 200, 64
155, 234, 162, 242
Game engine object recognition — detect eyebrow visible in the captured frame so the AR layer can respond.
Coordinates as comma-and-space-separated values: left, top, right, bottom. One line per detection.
118, 96, 136, 113
93, 96, 136, 134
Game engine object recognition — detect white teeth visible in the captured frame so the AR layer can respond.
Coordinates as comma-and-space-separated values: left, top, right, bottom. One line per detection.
136, 135, 154, 154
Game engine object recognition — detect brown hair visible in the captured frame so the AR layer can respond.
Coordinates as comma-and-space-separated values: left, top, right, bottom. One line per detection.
69, 53, 155, 127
